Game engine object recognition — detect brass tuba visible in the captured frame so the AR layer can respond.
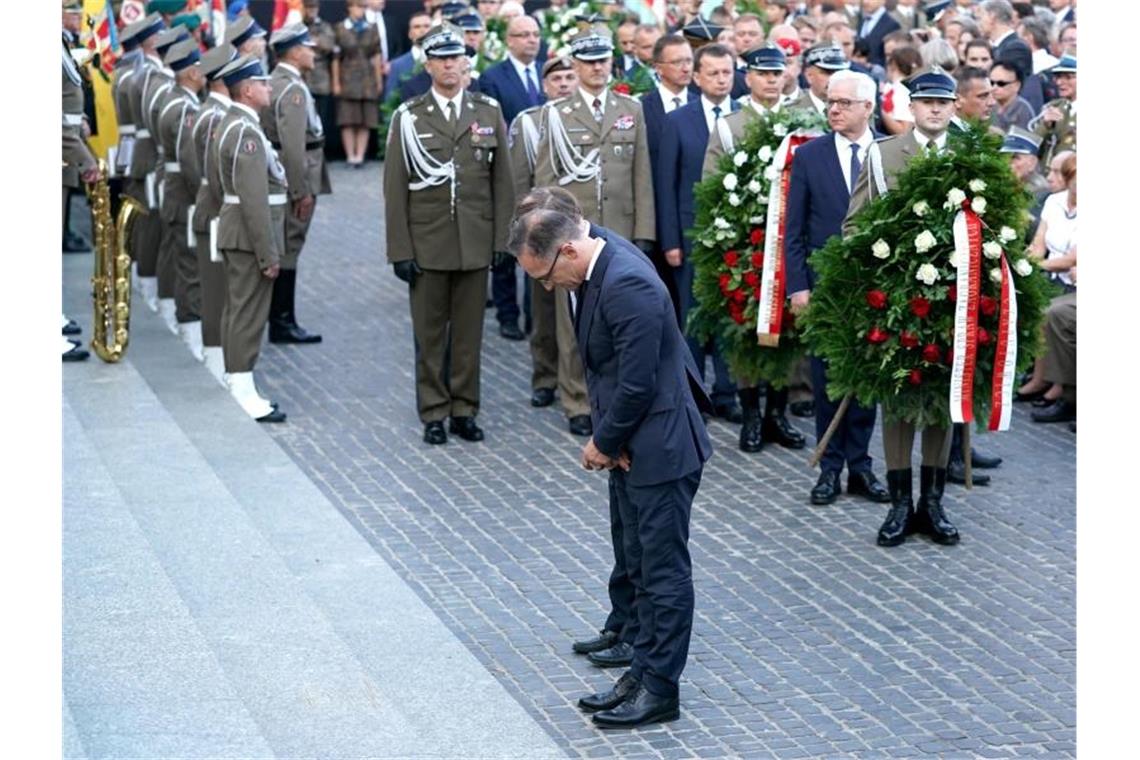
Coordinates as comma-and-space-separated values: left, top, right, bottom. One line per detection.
87, 159, 142, 362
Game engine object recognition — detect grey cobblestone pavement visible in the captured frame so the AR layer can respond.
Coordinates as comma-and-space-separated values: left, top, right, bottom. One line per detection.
256, 163, 1076, 758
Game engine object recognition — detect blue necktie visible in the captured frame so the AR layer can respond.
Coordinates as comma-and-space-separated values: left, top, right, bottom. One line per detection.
849, 142, 862, 193
712, 105, 722, 122
524, 66, 540, 106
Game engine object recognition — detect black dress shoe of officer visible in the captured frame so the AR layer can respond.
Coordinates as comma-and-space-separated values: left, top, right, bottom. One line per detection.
592, 684, 680, 728
587, 641, 634, 667
970, 448, 1002, 469
62, 344, 90, 362
569, 415, 593, 437
449, 416, 484, 441
762, 413, 806, 449
256, 408, 287, 423
877, 469, 914, 547
62, 319, 81, 336
847, 470, 891, 503
1032, 399, 1076, 424
739, 410, 763, 452
811, 470, 842, 505
531, 387, 555, 407
713, 402, 744, 424
946, 459, 990, 486
423, 421, 447, 445
914, 465, 959, 545
579, 671, 640, 713
269, 322, 322, 344
572, 629, 619, 654
789, 399, 815, 417
500, 322, 526, 341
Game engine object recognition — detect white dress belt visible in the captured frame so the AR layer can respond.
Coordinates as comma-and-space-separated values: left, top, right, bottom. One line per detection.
164, 162, 181, 172
120, 124, 136, 135
224, 193, 288, 206
136, 128, 151, 139
63, 113, 83, 126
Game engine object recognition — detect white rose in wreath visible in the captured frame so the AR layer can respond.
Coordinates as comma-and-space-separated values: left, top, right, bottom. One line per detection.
733, 150, 748, 167
1013, 258, 1033, 276
756, 145, 773, 163
871, 239, 891, 259
914, 230, 937, 254
971, 196, 987, 215
714, 216, 731, 230
983, 241, 1003, 259
969, 179, 987, 193
990, 267, 1004, 283
764, 165, 778, 181
999, 226, 1018, 243
913, 200, 930, 217
773, 123, 788, 137
916, 263, 940, 285
945, 187, 967, 208
728, 193, 742, 207
723, 173, 738, 191
747, 179, 762, 194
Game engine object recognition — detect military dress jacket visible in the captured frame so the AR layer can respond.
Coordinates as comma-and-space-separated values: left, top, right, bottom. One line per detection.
334, 20, 381, 100
701, 101, 783, 178
191, 92, 231, 235
261, 63, 331, 200
304, 17, 337, 96
215, 102, 289, 269
845, 129, 929, 231
127, 55, 171, 180
507, 103, 544, 196
1030, 98, 1076, 166
533, 89, 655, 242
384, 90, 515, 271
111, 51, 141, 174
62, 44, 95, 188
158, 85, 201, 224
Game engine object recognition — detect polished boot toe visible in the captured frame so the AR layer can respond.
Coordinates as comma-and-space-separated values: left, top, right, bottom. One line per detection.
572, 629, 619, 654
762, 414, 806, 449
847, 470, 891, 503
592, 684, 679, 728
915, 466, 960, 545
423, 421, 447, 445
530, 387, 555, 407
587, 641, 634, 668
877, 469, 914, 547
62, 319, 81, 336
738, 412, 764, 453
568, 414, 593, 437
970, 448, 1002, 469
811, 470, 842, 505
62, 345, 90, 362
1032, 399, 1076, 423
449, 416, 484, 441
578, 671, 640, 713
256, 408, 287, 423
947, 459, 990, 486
269, 323, 322, 343
499, 322, 526, 341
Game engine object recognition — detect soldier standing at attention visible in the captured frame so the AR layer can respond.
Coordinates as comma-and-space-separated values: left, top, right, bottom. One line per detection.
158, 39, 206, 359
262, 23, 332, 345
384, 24, 515, 445
215, 55, 290, 424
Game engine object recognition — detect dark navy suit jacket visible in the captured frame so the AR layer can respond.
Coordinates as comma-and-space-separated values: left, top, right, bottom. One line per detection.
857, 11, 902, 67
576, 225, 713, 486
383, 50, 418, 101
656, 97, 740, 254
641, 86, 699, 177
478, 58, 544, 126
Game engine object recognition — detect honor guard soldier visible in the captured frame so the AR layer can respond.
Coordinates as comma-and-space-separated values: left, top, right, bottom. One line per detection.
122, 13, 166, 312
384, 24, 516, 445
509, 56, 593, 436
1029, 55, 1076, 166
110, 19, 144, 183
845, 66, 961, 547
261, 22, 332, 344
786, 43, 849, 116
158, 39, 206, 359
225, 15, 269, 61
190, 44, 238, 385
215, 55, 290, 424
533, 28, 656, 253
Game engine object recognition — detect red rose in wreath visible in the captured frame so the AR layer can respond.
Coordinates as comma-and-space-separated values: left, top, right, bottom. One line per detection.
909, 296, 931, 318
611, 82, 631, 95
732, 288, 748, 304
744, 271, 760, 288
921, 343, 941, 363
979, 295, 997, 316
723, 250, 739, 268
947, 284, 957, 301
866, 326, 889, 344
908, 368, 923, 385
718, 273, 731, 294
899, 331, 919, 349
750, 252, 764, 269
865, 290, 888, 309
977, 327, 992, 345
750, 228, 765, 246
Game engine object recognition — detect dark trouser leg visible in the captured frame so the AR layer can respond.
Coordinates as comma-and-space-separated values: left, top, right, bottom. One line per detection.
171, 222, 201, 323
604, 473, 636, 643
674, 259, 708, 386
1042, 292, 1077, 403
553, 287, 590, 417
409, 269, 454, 423
156, 219, 177, 298
709, 340, 737, 408
446, 267, 488, 418
196, 234, 227, 346
491, 256, 520, 327
882, 417, 917, 471
618, 468, 701, 699
528, 278, 557, 392
921, 426, 952, 468
133, 207, 162, 277
812, 355, 847, 474
220, 250, 273, 373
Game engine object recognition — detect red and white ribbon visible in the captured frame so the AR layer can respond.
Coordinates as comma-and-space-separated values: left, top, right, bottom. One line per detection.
949, 207, 982, 424
756, 130, 818, 347
988, 253, 1018, 431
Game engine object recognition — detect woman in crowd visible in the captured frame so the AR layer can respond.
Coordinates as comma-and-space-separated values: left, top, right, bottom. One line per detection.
333, 0, 383, 167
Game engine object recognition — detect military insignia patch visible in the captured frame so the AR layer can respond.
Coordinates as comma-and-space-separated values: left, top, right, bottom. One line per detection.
291, 93, 303, 105
562, 106, 572, 115
242, 139, 259, 154
613, 114, 635, 131
470, 123, 495, 136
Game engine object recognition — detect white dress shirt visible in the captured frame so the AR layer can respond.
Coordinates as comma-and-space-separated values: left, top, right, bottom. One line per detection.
701, 94, 731, 133
508, 53, 540, 93
835, 129, 874, 191
912, 128, 949, 153
860, 7, 886, 37
366, 8, 389, 61
569, 235, 607, 316
580, 86, 607, 115
431, 88, 464, 122
658, 83, 688, 113
746, 97, 781, 117
809, 90, 828, 116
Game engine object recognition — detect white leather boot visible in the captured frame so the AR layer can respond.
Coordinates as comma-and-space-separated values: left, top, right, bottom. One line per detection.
179, 320, 205, 361
202, 346, 227, 387
225, 371, 275, 420
159, 298, 178, 334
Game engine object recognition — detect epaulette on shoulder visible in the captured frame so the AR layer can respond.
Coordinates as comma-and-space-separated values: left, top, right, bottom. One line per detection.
875, 133, 899, 144
472, 91, 500, 107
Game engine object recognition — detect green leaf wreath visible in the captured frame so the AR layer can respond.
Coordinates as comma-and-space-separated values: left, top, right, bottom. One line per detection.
687, 107, 828, 387
801, 123, 1059, 429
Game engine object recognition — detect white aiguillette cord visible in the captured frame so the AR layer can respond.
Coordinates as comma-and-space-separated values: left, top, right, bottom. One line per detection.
397, 104, 457, 217
544, 104, 600, 185
519, 111, 540, 172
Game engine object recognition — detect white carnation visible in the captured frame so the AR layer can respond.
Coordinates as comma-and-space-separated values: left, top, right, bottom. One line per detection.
713, 216, 731, 230
990, 267, 1004, 283
999, 226, 1018, 243
733, 150, 748, 167
757, 145, 773, 163
747, 179, 762, 194
914, 230, 937, 254
723, 173, 738, 191
916, 263, 940, 285
1013, 258, 1033, 276
969, 179, 987, 193
945, 187, 967, 208
728, 193, 742, 207
871, 239, 891, 259
971, 196, 987, 215
748, 216, 764, 224
764, 165, 778, 181
551, 22, 561, 32
913, 201, 930, 217
983, 241, 1003, 260
773, 123, 788, 137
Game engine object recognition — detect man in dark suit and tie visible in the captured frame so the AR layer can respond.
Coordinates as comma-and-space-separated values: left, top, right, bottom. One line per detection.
785, 69, 892, 508
856, 0, 902, 67
978, 0, 1044, 112
657, 42, 742, 422
508, 186, 713, 729
479, 15, 546, 340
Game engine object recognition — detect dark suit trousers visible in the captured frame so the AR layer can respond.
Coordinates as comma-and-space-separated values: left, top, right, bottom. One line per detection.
604, 475, 635, 642
811, 356, 876, 475
673, 259, 736, 406
612, 467, 702, 699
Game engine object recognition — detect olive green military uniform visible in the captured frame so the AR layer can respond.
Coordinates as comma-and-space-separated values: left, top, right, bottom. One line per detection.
846, 129, 953, 469
702, 101, 781, 177
334, 20, 382, 128
192, 92, 231, 349
111, 53, 140, 184
62, 43, 95, 213
216, 102, 288, 373
1030, 98, 1076, 167
147, 69, 181, 301
125, 54, 167, 279
158, 85, 202, 323
262, 62, 332, 270
304, 17, 336, 97
782, 89, 828, 118
508, 104, 589, 419
533, 89, 655, 242
384, 90, 515, 422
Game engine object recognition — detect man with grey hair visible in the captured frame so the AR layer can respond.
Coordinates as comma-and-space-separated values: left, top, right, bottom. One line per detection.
508, 186, 713, 728
978, 0, 1044, 110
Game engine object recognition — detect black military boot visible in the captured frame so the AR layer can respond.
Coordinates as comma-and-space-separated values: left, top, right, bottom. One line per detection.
877, 469, 914, 547
268, 269, 322, 344
738, 387, 763, 453
914, 465, 960, 545
761, 386, 806, 449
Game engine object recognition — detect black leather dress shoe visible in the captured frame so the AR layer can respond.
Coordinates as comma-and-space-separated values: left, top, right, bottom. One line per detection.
62, 319, 81, 336
847, 470, 891, 503
579, 671, 640, 712
914, 466, 959, 545
789, 399, 815, 417
1014, 388, 1045, 403
499, 322, 525, 341
947, 459, 990, 486
531, 387, 555, 407
568, 415, 593, 436
738, 411, 763, 453
256, 408, 287, 423
449, 416, 484, 441
970, 448, 1002, 469
587, 641, 634, 667
713, 402, 744, 424
761, 413, 806, 449
1032, 399, 1076, 423
593, 684, 680, 728
877, 469, 914, 547
423, 421, 447, 445
269, 323, 322, 344
572, 629, 619, 654
62, 344, 89, 362
811, 470, 842, 505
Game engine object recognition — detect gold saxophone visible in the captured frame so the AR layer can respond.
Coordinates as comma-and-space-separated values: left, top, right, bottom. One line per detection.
87, 159, 142, 362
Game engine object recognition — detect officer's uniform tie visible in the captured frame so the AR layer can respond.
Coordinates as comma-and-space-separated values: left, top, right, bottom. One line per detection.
592, 97, 603, 122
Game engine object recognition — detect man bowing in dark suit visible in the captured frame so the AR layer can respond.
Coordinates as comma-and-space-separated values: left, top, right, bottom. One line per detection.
785, 69, 892, 508
657, 42, 743, 423
509, 187, 713, 729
